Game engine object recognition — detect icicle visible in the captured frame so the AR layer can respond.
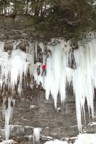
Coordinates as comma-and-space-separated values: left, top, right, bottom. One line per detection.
44, 55, 52, 100
73, 68, 83, 132
44, 39, 72, 107
59, 48, 69, 103
33, 128, 42, 144
48, 43, 61, 108
8, 49, 28, 94
0, 50, 9, 89
73, 38, 95, 131
3, 97, 15, 140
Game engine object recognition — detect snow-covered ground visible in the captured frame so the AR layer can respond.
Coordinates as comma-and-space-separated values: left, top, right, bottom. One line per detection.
0, 139, 16, 144
44, 134, 96, 144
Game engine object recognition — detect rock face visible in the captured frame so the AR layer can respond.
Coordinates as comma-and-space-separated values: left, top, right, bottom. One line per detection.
0, 86, 76, 143
0, 15, 45, 42
0, 86, 96, 144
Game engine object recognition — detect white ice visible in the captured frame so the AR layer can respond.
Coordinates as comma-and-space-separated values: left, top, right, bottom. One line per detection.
0, 38, 96, 133
33, 128, 42, 143
3, 97, 15, 140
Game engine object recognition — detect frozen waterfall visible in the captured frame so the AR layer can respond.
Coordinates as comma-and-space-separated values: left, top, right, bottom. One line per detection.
0, 38, 96, 133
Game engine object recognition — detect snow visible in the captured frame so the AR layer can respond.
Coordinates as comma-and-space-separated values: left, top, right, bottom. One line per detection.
88, 122, 96, 126
0, 139, 16, 144
74, 133, 96, 144
44, 134, 96, 144
44, 139, 68, 144
30, 105, 37, 109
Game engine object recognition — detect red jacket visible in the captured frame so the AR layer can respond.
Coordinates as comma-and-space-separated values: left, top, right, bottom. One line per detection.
42, 65, 46, 69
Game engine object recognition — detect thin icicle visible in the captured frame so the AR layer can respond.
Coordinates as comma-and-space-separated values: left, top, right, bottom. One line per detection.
59, 52, 66, 103
44, 55, 52, 100
3, 97, 15, 140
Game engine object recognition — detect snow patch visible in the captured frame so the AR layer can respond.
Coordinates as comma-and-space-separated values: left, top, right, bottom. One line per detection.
74, 133, 96, 144
44, 139, 68, 144
0, 139, 16, 144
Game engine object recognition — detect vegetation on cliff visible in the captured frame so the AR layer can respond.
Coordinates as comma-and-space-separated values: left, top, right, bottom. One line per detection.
0, 0, 96, 42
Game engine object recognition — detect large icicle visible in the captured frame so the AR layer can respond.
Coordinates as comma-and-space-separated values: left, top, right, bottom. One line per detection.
73, 38, 95, 131
8, 49, 29, 93
44, 40, 71, 107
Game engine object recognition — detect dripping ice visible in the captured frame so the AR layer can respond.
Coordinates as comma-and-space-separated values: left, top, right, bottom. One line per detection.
33, 128, 42, 144
3, 97, 15, 141
0, 37, 95, 134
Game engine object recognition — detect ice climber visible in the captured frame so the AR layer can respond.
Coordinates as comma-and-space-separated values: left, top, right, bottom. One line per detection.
42, 64, 46, 76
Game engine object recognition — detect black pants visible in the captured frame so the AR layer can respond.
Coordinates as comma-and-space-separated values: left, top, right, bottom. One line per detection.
42, 69, 46, 76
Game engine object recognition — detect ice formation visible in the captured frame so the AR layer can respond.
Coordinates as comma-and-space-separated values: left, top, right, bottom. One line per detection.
0, 41, 34, 142
43, 38, 96, 131
72, 38, 96, 131
43, 40, 71, 107
0, 37, 96, 133
0, 41, 34, 94
33, 128, 42, 144
44, 134, 96, 144
3, 97, 15, 140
